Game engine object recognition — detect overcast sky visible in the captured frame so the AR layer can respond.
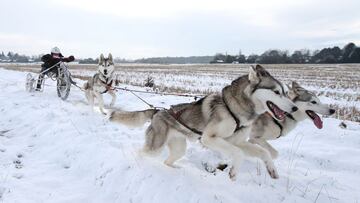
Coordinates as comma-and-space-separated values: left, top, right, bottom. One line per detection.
0, 0, 359, 59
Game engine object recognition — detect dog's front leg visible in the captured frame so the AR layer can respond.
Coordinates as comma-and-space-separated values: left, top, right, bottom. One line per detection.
235, 140, 279, 179
200, 119, 244, 181
85, 90, 95, 111
108, 90, 117, 107
249, 138, 279, 159
94, 92, 106, 115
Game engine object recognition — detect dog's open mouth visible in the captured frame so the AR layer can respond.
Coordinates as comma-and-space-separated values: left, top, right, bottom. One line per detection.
266, 101, 285, 120
306, 110, 323, 129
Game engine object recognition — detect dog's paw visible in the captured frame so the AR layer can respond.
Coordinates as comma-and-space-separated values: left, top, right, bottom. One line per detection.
229, 166, 237, 181
164, 161, 180, 168
266, 165, 279, 179
99, 109, 107, 115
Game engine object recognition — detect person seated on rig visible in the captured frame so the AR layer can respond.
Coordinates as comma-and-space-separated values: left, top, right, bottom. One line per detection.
36, 47, 75, 91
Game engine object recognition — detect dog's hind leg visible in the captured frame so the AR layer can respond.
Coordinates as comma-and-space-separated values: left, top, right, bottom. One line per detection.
236, 141, 279, 179
85, 90, 90, 102
108, 90, 117, 107
142, 118, 168, 155
164, 133, 186, 167
249, 138, 279, 159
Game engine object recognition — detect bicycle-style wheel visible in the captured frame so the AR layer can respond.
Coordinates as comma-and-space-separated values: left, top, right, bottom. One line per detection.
56, 69, 71, 100
25, 73, 36, 92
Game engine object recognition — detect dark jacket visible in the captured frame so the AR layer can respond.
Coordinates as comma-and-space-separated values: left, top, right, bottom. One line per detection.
41, 54, 75, 70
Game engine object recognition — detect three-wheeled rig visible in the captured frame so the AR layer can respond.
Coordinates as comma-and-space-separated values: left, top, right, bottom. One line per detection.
25, 61, 73, 100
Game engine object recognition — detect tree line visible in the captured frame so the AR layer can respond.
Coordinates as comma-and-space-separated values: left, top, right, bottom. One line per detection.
211, 42, 360, 64
0, 52, 129, 64
0, 51, 42, 63
134, 56, 213, 64
1, 42, 359, 64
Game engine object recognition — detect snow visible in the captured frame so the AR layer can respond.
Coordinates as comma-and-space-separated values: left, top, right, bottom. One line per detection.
0, 68, 359, 203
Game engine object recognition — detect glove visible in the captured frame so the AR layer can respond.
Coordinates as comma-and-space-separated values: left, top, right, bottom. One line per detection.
62, 55, 75, 62
68, 55, 75, 62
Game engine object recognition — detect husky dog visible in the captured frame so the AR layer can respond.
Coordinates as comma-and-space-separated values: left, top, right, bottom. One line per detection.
83, 53, 116, 114
110, 65, 298, 180
249, 81, 335, 159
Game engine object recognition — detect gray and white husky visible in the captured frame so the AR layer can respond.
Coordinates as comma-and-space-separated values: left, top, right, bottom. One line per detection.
110, 65, 298, 180
249, 81, 335, 159
83, 53, 116, 114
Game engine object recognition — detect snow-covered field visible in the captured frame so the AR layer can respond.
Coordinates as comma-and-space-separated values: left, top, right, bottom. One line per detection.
3, 63, 359, 122
0, 68, 360, 203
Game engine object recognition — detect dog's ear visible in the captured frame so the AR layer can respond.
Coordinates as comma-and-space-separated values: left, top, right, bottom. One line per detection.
255, 64, 268, 77
285, 84, 292, 92
108, 53, 113, 62
287, 89, 298, 100
248, 65, 260, 84
99, 54, 104, 64
287, 83, 298, 99
292, 81, 305, 93
292, 81, 301, 89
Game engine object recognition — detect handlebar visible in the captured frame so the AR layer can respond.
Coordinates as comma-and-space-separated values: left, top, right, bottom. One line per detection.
39, 61, 71, 75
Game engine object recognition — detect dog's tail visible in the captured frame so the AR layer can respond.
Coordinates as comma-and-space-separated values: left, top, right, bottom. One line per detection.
109, 109, 158, 127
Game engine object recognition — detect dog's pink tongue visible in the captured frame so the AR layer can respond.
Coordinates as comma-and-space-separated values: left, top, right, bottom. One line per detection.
313, 113, 323, 129
274, 106, 285, 120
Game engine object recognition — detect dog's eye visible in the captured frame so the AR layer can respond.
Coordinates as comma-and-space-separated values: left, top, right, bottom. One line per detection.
274, 90, 280, 95
311, 101, 317, 104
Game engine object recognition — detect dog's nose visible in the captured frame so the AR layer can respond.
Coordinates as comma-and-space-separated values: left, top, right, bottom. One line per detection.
292, 106, 298, 112
104, 70, 107, 75
329, 109, 335, 115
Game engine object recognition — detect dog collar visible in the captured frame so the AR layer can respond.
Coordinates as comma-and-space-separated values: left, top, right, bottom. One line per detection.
285, 112, 295, 121
273, 117, 283, 138
97, 73, 114, 94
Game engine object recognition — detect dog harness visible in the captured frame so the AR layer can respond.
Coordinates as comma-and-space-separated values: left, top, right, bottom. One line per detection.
167, 97, 245, 136
222, 98, 245, 133
167, 108, 203, 135
98, 74, 114, 94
